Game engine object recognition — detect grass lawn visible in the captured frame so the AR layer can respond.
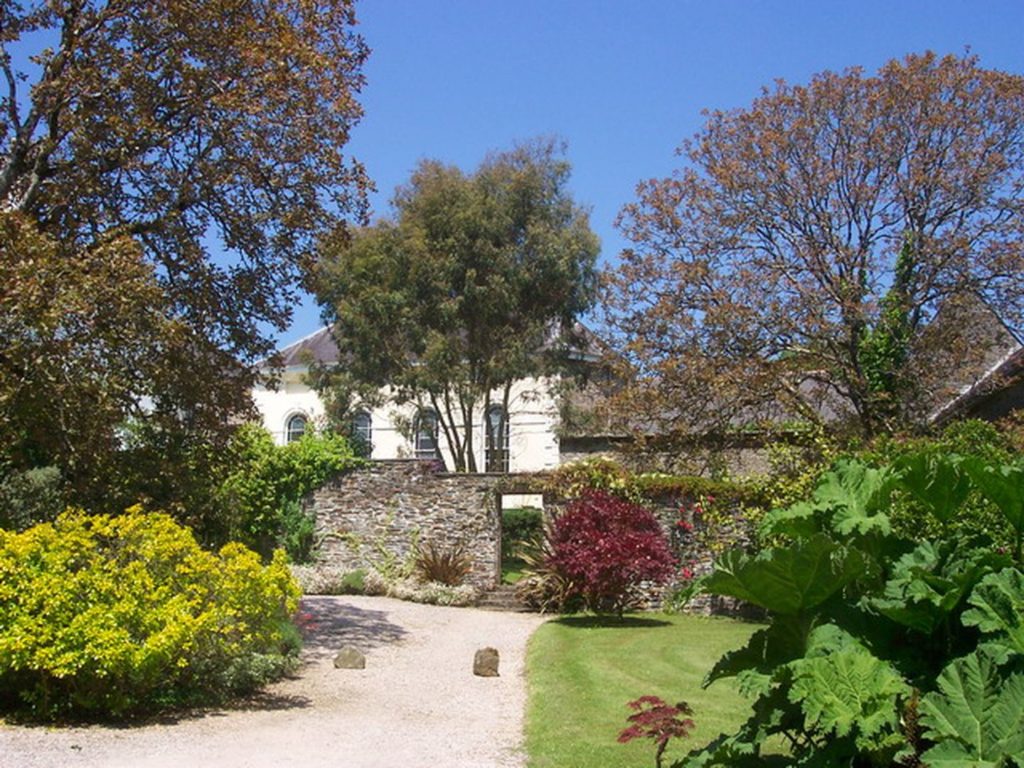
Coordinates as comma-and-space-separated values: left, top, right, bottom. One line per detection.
501, 556, 528, 584
525, 612, 761, 768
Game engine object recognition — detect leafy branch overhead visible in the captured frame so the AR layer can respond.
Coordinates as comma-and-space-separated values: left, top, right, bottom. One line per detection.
1, 0, 370, 508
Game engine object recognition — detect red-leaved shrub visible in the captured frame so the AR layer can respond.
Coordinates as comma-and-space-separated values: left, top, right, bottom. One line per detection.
546, 491, 677, 615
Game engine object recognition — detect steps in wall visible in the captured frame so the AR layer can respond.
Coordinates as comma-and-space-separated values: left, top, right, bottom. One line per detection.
475, 583, 533, 612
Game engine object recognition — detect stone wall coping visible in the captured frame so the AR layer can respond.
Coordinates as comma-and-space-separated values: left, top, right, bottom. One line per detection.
342, 458, 549, 485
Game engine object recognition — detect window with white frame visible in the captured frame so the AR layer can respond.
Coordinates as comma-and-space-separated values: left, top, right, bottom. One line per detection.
352, 410, 372, 452
484, 405, 510, 473
285, 413, 308, 443
414, 409, 440, 460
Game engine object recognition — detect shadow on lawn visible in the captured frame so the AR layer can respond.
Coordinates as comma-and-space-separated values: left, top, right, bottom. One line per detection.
298, 596, 409, 662
551, 615, 672, 629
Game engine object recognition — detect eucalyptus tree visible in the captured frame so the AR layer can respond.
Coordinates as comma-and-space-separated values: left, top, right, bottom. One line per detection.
314, 139, 600, 471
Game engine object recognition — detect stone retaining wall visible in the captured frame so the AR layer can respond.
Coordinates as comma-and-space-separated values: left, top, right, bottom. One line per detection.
654, 497, 763, 618
305, 460, 504, 589
304, 459, 759, 616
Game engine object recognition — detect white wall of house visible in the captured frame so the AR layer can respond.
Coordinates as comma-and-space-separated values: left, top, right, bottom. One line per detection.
252, 368, 328, 442
252, 367, 562, 472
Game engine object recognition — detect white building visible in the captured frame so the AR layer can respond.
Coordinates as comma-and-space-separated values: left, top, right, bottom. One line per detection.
253, 326, 602, 473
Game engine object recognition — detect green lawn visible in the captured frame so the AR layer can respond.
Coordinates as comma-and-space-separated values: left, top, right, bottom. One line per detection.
525, 612, 762, 768
502, 556, 528, 584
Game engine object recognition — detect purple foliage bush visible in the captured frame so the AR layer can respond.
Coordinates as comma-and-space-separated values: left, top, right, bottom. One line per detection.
546, 491, 677, 615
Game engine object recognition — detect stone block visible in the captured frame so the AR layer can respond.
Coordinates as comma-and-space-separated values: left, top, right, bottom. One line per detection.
473, 647, 499, 677
334, 646, 366, 669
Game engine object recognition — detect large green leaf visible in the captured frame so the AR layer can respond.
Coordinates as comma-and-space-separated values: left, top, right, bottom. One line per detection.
760, 501, 822, 541
896, 452, 973, 525
865, 542, 1007, 635
674, 689, 793, 768
919, 650, 1024, 767
673, 727, 788, 768
963, 569, 1024, 658
812, 460, 899, 536
704, 614, 810, 689
788, 624, 911, 753
962, 459, 1024, 538
704, 534, 871, 615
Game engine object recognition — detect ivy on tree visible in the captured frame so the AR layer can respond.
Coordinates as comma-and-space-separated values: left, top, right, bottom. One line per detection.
605, 52, 1024, 445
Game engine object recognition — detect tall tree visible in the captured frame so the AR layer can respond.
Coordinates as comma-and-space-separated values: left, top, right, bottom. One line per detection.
314, 138, 600, 471
0, 0, 369, 502
605, 52, 1024, 444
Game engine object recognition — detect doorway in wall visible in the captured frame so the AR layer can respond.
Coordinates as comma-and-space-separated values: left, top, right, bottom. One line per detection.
499, 493, 545, 585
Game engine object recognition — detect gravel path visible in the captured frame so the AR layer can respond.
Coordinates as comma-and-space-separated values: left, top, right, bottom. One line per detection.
0, 596, 547, 768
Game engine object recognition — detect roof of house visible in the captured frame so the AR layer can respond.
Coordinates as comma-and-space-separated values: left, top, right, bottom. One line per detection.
274, 326, 341, 368
266, 321, 605, 370
923, 294, 1023, 424
265, 298, 1024, 432
930, 343, 1024, 425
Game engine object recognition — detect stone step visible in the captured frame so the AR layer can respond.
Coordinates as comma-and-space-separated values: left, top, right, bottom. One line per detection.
475, 585, 533, 612
476, 597, 524, 608
476, 596, 524, 606
476, 601, 532, 612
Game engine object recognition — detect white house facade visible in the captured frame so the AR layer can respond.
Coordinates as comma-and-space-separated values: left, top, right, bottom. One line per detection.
252, 326, 579, 473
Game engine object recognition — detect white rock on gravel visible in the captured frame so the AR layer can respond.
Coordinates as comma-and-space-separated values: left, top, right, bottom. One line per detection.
0, 595, 547, 768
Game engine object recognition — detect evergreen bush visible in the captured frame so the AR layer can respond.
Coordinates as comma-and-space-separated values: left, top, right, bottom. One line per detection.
0, 509, 300, 719
217, 424, 362, 560
0, 465, 65, 531
501, 506, 544, 559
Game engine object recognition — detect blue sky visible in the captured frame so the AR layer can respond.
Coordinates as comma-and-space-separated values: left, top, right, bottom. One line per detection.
280, 0, 1024, 344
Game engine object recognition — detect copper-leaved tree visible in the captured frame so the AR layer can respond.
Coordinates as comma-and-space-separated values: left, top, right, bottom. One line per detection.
0, 0, 369, 519
605, 52, 1024, 448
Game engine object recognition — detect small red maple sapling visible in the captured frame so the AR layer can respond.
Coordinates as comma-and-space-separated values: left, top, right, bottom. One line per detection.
618, 695, 695, 768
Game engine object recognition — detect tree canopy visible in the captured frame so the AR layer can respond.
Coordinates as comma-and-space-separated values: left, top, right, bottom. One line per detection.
313, 138, 600, 472
0, 0, 369, 504
605, 52, 1024, 443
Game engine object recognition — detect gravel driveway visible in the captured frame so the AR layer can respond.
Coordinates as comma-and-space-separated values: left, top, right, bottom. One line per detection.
0, 596, 547, 768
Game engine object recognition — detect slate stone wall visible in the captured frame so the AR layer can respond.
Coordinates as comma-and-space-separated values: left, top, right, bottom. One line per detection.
304, 459, 760, 615
652, 497, 763, 618
305, 460, 504, 588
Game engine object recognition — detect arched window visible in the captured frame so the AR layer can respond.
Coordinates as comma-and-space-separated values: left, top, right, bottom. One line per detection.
485, 405, 510, 473
352, 410, 372, 453
285, 413, 307, 443
414, 409, 440, 460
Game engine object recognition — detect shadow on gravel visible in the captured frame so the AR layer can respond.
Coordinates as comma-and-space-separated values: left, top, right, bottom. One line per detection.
13, 691, 317, 731
141, 692, 314, 726
299, 597, 409, 662
223, 691, 313, 714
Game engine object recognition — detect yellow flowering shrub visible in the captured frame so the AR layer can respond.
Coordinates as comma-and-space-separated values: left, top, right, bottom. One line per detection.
0, 508, 299, 718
